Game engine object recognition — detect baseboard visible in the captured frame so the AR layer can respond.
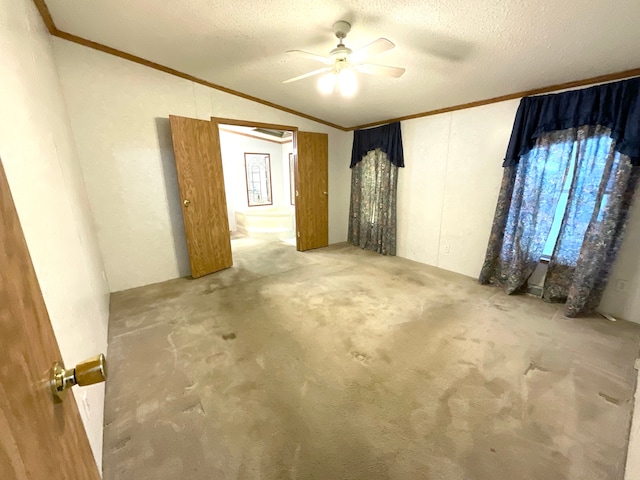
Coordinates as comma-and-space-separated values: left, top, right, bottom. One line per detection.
625, 363, 640, 479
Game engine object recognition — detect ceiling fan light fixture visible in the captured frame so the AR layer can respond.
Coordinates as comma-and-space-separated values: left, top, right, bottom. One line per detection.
337, 67, 357, 97
284, 20, 404, 95
318, 72, 337, 94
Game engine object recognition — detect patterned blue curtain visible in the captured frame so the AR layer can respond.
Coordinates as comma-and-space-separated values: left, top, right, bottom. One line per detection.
348, 149, 398, 255
481, 125, 639, 316
479, 130, 575, 292
543, 126, 640, 315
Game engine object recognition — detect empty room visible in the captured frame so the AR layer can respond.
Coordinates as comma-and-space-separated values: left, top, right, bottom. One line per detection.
3, 1, 640, 479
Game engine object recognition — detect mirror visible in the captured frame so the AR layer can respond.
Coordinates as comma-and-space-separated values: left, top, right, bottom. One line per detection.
244, 153, 273, 206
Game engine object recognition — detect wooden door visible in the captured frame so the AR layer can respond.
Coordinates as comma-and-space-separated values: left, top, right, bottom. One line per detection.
0, 160, 100, 480
169, 115, 232, 278
295, 132, 329, 251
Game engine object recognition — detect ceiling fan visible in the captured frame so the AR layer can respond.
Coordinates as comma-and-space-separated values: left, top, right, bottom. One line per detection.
283, 21, 406, 97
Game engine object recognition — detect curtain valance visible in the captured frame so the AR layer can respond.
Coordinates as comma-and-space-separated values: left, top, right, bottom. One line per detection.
351, 122, 405, 168
504, 77, 640, 167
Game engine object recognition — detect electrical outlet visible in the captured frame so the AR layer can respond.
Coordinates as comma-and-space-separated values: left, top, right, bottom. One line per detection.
443, 244, 451, 254
615, 279, 629, 294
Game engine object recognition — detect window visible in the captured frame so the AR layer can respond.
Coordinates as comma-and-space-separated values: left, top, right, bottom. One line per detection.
540, 133, 614, 262
541, 147, 577, 259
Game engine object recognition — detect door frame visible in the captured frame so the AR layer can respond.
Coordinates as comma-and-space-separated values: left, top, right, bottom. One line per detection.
211, 117, 300, 249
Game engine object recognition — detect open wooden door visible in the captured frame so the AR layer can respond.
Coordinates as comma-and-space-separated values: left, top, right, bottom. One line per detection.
0, 159, 100, 480
169, 115, 232, 278
295, 132, 329, 251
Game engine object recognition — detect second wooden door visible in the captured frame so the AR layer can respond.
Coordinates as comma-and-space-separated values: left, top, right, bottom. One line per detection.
296, 131, 329, 251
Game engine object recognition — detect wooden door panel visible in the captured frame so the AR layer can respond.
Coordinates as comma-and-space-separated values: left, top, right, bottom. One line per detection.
0, 159, 100, 480
169, 116, 232, 278
296, 132, 329, 251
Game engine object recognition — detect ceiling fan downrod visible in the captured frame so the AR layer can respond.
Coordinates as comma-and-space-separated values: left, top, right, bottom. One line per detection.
330, 21, 353, 59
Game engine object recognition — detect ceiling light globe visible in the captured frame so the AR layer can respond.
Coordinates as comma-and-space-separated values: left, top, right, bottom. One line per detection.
318, 73, 337, 95
338, 68, 357, 97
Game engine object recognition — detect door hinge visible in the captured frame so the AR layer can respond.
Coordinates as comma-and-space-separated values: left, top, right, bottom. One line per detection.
297, 231, 300, 238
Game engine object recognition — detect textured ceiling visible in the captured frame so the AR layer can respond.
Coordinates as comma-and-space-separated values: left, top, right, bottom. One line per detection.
45, 0, 640, 128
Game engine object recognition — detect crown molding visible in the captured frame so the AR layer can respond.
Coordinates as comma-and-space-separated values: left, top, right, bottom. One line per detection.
32, 1, 349, 131
32, 0, 640, 134
350, 68, 640, 130
32, 0, 56, 34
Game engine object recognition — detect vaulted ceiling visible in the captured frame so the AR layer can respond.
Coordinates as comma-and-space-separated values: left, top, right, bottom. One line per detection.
43, 0, 640, 129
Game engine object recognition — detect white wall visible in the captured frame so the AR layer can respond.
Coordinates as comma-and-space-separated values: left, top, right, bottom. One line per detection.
599, 203, 640, 323
53, 39, 352, 292
219, 131, 290, 230
0, 0, 109, 470
397, 100, 518, 275
397, 99, 640, 324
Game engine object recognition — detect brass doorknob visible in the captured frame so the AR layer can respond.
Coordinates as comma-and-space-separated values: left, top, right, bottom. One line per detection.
183, 199, 191, 207
50, 354, 107, 402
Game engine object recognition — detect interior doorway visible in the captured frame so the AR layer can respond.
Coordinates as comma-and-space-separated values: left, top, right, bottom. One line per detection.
168, 114, 329, 279
216, 121, 297, 253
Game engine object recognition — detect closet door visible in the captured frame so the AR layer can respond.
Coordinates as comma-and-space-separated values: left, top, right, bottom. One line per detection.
169, 115, 232, 277
0, 158, 100, 480
295, 131, 329, 251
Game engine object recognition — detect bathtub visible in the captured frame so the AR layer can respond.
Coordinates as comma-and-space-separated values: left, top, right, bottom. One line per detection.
234, 207, 295, 240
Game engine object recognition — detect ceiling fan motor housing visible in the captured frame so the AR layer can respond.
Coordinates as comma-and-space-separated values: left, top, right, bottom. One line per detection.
330, 45, 353, 59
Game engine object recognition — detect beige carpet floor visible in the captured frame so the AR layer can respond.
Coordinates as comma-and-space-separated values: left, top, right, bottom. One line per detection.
103, 237, 640, 480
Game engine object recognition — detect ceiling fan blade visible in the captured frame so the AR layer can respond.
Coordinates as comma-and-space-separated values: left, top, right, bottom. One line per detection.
286, 50, 332, 64
349, 38, 395, 63
282, 67, 332, 84
354, 63, 406, 78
